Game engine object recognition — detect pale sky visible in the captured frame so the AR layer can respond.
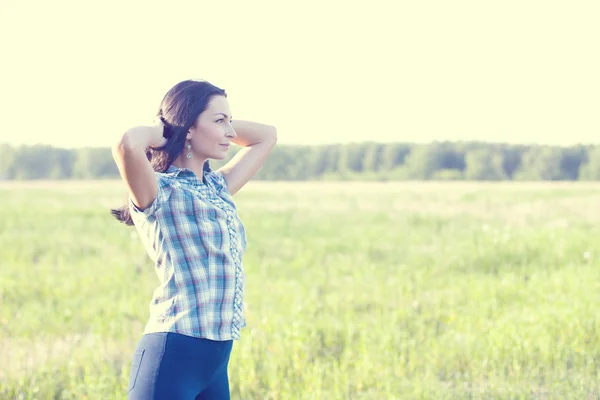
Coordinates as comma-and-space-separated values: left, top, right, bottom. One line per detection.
0, 0, 598, 148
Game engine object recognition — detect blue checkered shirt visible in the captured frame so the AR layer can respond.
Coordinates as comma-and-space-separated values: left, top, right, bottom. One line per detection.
129, 161, 247, 341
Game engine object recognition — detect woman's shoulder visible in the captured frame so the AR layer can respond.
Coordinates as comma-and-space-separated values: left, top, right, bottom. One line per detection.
206, 169, 228, 193
128, 171, 178, 219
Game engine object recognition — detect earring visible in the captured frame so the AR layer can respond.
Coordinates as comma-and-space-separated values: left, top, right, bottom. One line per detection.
186, 141, 192, 159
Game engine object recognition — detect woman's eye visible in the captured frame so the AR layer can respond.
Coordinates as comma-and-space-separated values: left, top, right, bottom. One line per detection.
216, 119, 224, 123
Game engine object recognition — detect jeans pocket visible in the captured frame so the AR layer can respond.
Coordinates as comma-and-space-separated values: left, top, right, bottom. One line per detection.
127, 348, 145, 393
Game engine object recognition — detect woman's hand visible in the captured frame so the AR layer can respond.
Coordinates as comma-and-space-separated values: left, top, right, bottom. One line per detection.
149, 118, 168, 148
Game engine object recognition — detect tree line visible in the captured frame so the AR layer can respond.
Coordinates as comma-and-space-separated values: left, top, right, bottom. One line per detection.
2, 141, 600, 181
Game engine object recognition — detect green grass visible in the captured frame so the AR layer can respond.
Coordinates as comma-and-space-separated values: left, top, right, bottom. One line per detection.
1, 180, 599, 399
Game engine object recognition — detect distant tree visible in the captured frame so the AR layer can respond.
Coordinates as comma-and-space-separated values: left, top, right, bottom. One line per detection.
513, 146, 566, 180
578, 146, 600, 180
323, 145, 340, 174
402, 142, 463, 179
464, 148, 507, 180
47, 148, 76, 179
337, 143, 365, 174
72, 148, 118, 179
362, 142, 384, 173
306, 146, 329, 178
0, 144, 15, 179
560, 145, 586, 180
287, 146, 311, 180
380, 143, 411, 171
501, 145, 524, 179
402, 144, 442, 179
437, 142, 466, 171
11, 145, 63, 179
255, 145, 308, 180
337, 145, 350, 176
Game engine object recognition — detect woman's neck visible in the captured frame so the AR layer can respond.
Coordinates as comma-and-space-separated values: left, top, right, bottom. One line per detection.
171, 154, 207, 180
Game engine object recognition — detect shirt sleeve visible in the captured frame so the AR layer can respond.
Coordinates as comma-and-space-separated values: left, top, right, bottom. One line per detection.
128, 174, 173, 218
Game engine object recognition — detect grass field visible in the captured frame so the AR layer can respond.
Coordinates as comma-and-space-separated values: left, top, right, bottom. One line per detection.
1, 180, 599, 399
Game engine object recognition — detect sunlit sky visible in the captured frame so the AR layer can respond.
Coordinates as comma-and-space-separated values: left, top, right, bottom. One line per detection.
1, 0, 598, 148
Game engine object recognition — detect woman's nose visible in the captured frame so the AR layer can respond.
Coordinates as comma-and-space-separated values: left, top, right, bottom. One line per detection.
226, 126, 237, 138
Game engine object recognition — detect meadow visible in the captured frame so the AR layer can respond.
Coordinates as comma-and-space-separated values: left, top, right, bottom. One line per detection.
1, 180, 599, 399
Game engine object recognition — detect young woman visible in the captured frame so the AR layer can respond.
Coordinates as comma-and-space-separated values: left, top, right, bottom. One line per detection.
111, 80, 277, 399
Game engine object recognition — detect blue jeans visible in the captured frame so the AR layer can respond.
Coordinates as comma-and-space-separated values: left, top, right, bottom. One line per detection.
127, 332, 233, 400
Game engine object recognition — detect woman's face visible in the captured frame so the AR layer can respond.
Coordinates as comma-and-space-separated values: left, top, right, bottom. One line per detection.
188, 95, 237, 160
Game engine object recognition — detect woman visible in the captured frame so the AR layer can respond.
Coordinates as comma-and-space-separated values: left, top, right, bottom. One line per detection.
111, 79, 277, 399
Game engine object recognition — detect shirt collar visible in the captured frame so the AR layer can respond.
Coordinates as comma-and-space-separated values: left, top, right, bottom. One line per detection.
164, 161, 212, 185
165, 160, 212, 176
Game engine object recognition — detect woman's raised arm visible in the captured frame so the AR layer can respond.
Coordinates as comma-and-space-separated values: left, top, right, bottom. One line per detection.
111, 122, 167, 211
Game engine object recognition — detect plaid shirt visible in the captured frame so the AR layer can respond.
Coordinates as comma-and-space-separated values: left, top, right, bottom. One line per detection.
129, 161, 247, 341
